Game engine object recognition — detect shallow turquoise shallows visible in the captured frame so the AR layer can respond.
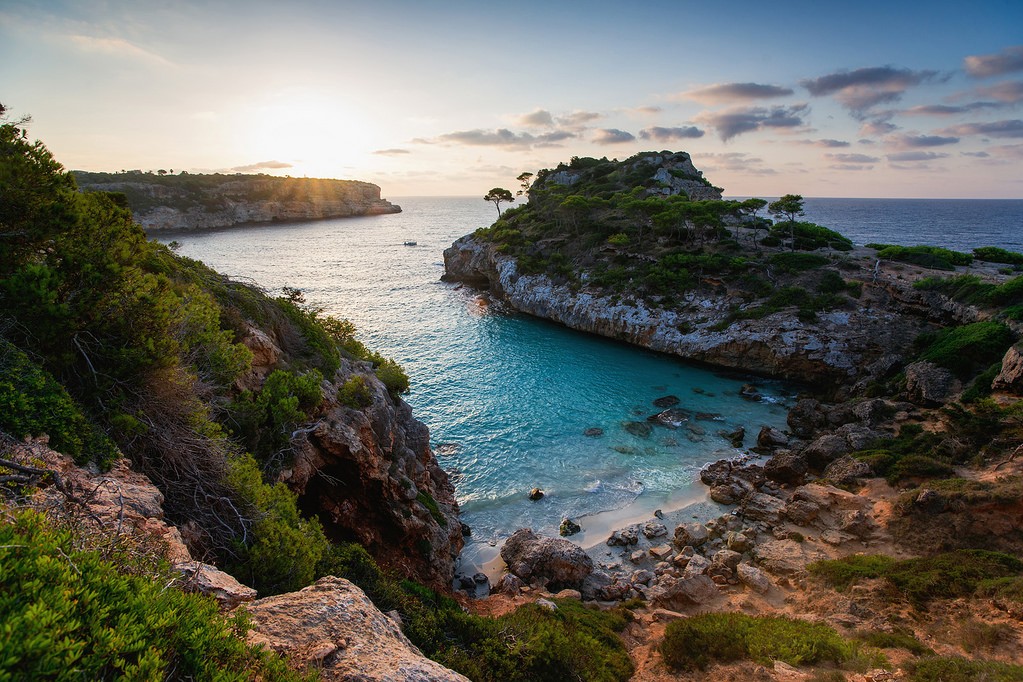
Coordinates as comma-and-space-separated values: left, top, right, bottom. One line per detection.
169, 197, 793, 569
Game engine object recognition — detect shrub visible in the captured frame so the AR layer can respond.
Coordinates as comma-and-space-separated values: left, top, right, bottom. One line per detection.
809, 554, 898, 590
915, 321, 1013, 379
0, 509, 305, 680
959, 618, 1013, 652
659, 612, 859, 671
0, 341, 118, 467
906, 656, 1023, 682
973, 246, 1023, 265
339, 375, 373, 408
770, 252, 829, 273
874, 245, 972, 270
607, 232, 629, 246
853, 628, 933, 656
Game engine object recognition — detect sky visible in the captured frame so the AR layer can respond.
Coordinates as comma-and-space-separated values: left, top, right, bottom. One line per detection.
2, 0, 1023, 199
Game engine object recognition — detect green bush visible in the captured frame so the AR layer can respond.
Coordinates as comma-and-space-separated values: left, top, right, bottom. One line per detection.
0, 341, 118, 467
915, 321, 1013, 379
853, 628, 933, 656
906, 656, 1023, 682
339, 375, 373, 408
874, 245, 972, 270
770, 252, 829, 273
973, 246, 1023, 265
229, 369, 323, 461
0, 509, 306, 680
811, 550, 1023, 606
659, 612, 859, 671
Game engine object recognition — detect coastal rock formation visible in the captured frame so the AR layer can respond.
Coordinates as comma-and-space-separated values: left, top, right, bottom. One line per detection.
500, 528, 594, 588
443, 235, 924, 386
993, 342, 1023, 393
75, 172, 400, 231
245, 576, 470, 682
283, 363, 462, 588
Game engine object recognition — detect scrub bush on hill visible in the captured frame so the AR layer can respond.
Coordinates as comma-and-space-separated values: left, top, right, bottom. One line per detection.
0, 509, 308, 681
868, 244, 973, 270
914, 321, 1013, 380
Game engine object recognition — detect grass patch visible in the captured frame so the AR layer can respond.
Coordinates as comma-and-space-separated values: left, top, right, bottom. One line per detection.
852, 628, 933, 656
959, 618, 1013, 653
914, 321, 1013, 380
659, 612, 863, 671
906, 656, 1023, 682
870, 244, 972, 270
810, 550, 1023, 607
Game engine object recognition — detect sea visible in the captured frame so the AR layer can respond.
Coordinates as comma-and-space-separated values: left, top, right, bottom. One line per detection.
165, 196, 1023, 572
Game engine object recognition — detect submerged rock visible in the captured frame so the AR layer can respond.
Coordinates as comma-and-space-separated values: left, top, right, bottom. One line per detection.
583, 427, 604, 437
528, 487, 545, 501
653, 395, 681, 408
624, 421, 654, 438
559, 517, 581, 537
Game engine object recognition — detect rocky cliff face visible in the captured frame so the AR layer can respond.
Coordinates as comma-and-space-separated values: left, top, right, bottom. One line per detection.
239, 329, 462, 588
443, 235, 933, 389
75, 172, 400, 231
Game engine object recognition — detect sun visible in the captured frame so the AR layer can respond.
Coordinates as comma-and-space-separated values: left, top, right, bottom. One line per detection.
235, 89, 378, 177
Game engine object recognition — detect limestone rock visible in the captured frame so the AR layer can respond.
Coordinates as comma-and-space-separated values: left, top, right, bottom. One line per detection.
905, 360, 961, 406
175, 561, 256, 610
743, 493, 787, 524
642, 521, 668, 539
648, 575, 721, 608
737, 563, 772, 594
559, 518, 581, 536
712, 549, 742, 571
753, 539, 824, 576
803, 433, 852, 469
607, 526, 640, 546
788, 398, 827, 438
993, 343, 1023, 393
784, 499, 821, 526
246, 576, 469, 682
501, 528, 593, 588
763, 451, 808, 484
726, 531, 754, 553
757, 426, 789, 448
681, 554, 711, 579
823, 456, 872, 485
674, 522, 709, 548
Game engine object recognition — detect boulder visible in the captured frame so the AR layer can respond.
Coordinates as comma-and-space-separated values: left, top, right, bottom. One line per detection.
757, 426, 789, 448
642, 522, 668, 539
559, 518, 581, 537
711, 549, 742, 571
624, 420, 653, 437
710, 484, 743, 505
583, 427, 604, 437
649, 544, 674, 561
607, 526, 640, 546
852, 399, 893, 426
823, 456, 872, 485
495, 573, 524, 595
580, 570, 613, 601
648, 408, 690, 429
648, 575, 721, 608
719, 426, 745, 447
763, 451, 808, 485
742, 493, 787, 524
905, 360, 961, 406
736, 563, 772, 594
753, 539, 823, 576
840, 509, 878, 539
787, 398, 827, 438
631, 569, 655, 586
726, 531, 754, 553
653, 395, 681, 408
674, 522, 709, 548
246, 577, 470, 682
803, 433, 852, 469
175, 561, 257, 610
681, 554, 711, 579
528, 488, 544, 501
993, 343, 1023, 394
501, 529, 593, 588
784, 499, 821, 526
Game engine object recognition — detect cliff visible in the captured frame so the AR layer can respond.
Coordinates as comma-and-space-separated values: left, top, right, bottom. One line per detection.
73, 171, 400, 231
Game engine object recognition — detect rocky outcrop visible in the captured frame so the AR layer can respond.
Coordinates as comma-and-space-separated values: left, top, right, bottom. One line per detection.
75, 172, 400, 231
993, 343, 1023, 393
443, 236, 923, 385
284, 363, 462, 588
245, 576, 470, 682
500, 528, 594, 589
904, 360, 961, 405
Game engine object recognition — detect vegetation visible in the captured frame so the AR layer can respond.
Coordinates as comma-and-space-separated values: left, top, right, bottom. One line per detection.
905, 656, 1023, 682
913, 321, 1013, 379
484, 187, 515, 218
868, 243, 973, 270
659, 612, 863, 672
0, 509, 308, 680
318, 542, 633, 682
809, 549, 1023, 607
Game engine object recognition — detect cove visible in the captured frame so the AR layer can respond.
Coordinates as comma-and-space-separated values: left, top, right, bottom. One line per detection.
167, 197, 794, 570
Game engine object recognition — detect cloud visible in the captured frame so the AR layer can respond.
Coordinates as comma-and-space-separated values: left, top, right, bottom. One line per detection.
593, 128, 636, 144
889, 134, 960, 148
937, 119, 1023, 138
638, 126, 705, 142
964, 45, 1023, 78
829, 164, 874, 171
802, 66, 936, 115
558, 110, 603, 129
515, 109, 555, 127
230, 160, 293, 172
694, 104, 808, 141
886, 151, 950, 162
697, 152, 777, 175
68, 34, 173, 66
678, 82, 794, 105
373, 148, 410, 156
826, 153, 880, 163
859, 119, 898, 137
961, 151, 990, 158
798, 138, 851, 148
417, 128, 577, 149
633, 105, 663, 115
975, 80, 1023, 103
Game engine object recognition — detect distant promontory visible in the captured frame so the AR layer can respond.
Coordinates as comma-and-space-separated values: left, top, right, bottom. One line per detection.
73, 171, 401, 231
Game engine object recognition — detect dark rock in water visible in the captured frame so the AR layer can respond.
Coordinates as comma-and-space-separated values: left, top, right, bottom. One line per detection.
718, 426, 745, 447
473, 572, 489, 585
653, 395, 681, 408
688, 423, 707, 436
528, 487, 544, 501
460, 522, 472, 537
613, 445, 639, 455
624, 420, 654, 438
434, 443, 461, 456
583, 427, 604, 437
457, 575, 476, 590
757, 426, 789, 448
692, 387, 707, 395
739, 384, 762, 402
764, 451, 808, 485
559, 518, 582, 537
695, 412, 724, 421
648, 408, 691, 428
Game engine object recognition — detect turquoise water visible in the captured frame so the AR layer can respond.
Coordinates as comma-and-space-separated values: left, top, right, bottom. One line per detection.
166, 197, 793, 565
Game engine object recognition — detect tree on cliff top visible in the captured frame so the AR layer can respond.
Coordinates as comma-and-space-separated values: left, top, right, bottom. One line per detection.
768, 194, 805, 251
484, 187, 515, 218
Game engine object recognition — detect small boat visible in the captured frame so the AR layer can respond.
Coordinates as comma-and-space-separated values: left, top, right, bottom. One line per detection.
403, 240, 418, 246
